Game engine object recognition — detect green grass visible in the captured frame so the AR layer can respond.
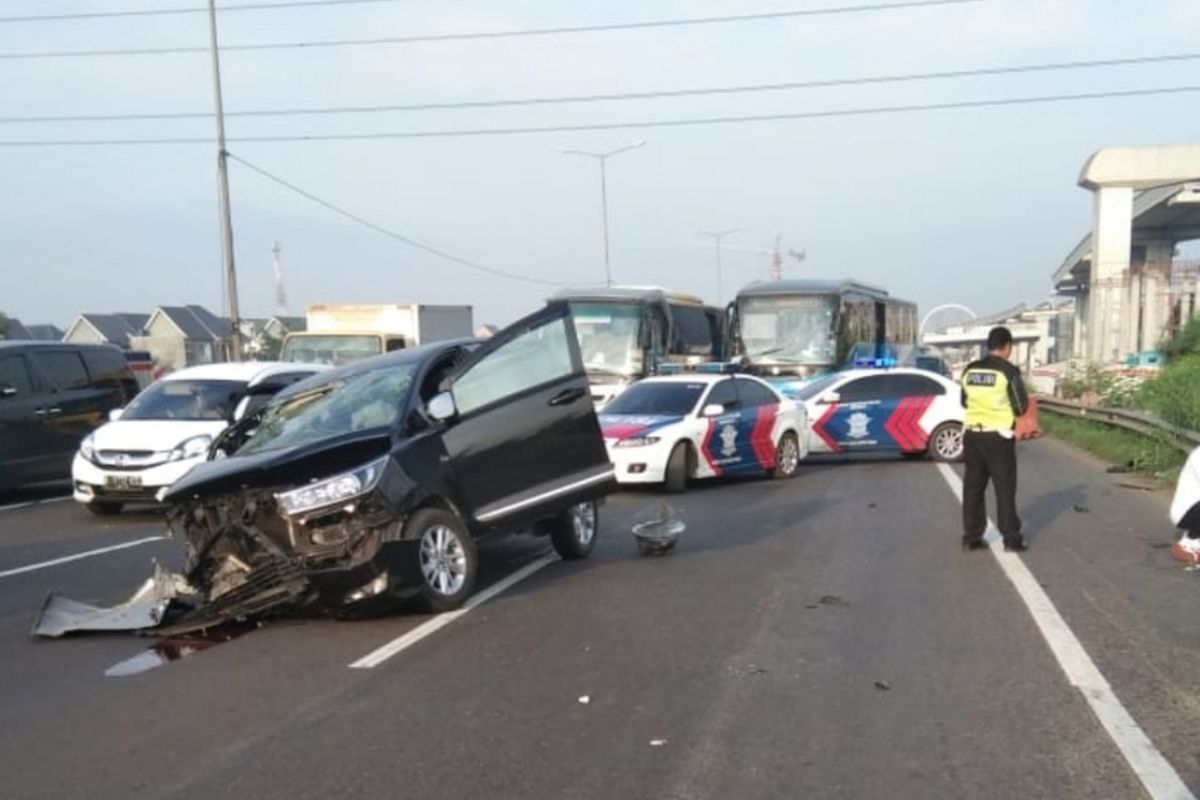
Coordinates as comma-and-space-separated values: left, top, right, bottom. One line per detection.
1040, 410, 1187, 485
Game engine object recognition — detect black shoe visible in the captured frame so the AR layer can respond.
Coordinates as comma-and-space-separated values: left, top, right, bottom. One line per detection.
1003, 540, 1028, 552
962, 539, 988, 552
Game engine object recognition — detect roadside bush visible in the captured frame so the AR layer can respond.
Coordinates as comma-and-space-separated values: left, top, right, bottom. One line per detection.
1057, 362, 1116, 403
1159, 316, 1200, 360
1140, 354, 1200, 432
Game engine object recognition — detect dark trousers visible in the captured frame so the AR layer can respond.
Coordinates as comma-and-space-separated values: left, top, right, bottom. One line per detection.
962, 431, 1022, 546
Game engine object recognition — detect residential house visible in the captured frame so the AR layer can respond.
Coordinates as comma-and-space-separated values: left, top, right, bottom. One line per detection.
25, 324, 65, 341
63, 313, 146, 348
131, 305, 233, 371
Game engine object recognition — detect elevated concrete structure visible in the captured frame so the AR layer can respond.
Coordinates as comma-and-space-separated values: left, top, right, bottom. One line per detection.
1054, 145, 1200, 363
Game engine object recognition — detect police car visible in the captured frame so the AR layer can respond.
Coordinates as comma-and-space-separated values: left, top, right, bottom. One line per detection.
791, 367, 964, 461
599, 373, 809, 492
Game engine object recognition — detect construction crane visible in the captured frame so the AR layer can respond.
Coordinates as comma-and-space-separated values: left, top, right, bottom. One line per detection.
692, 233, 804, 281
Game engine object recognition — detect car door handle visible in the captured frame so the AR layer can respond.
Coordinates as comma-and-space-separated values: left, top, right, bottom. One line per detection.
548, 387, 587, 406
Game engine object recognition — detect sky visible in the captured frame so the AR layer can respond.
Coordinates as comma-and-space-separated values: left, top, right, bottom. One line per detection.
2, 0, 1199, 331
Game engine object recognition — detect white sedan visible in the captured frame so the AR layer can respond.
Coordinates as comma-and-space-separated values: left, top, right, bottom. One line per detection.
786, 367, 965, 461
599, 373, 808, 492
72, 362, 324, 514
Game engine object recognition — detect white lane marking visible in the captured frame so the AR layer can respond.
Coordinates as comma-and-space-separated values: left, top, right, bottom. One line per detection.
0, 536, 167, 579
350, 553, 558, 669
937, 463, 1195, 800
0, 496, 70, 513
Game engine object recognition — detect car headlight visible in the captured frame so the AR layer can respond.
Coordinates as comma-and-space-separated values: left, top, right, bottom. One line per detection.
168, 434, 213, 462
614, 436, 661, 448
80, 434, 96, 462
274, 457, 388, 517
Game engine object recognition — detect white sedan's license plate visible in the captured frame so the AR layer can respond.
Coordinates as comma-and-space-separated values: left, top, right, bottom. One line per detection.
105, 475, 143, 491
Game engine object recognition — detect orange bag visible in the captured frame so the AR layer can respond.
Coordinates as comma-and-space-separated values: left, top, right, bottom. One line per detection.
1015, 395, 1044, 440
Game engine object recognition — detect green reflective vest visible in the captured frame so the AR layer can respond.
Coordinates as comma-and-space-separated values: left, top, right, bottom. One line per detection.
962, 362, 1018, 432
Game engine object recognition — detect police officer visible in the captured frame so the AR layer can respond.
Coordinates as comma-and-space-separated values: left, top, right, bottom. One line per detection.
960, 326, 1029, 552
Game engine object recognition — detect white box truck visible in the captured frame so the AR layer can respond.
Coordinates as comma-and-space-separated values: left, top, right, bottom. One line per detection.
280, 304, 473, 365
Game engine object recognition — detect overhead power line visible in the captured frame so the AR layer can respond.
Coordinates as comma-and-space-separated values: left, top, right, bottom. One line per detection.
2, 51, 1195, 124
0, 0, 406, 24
0, 0, 986, 59
226, 153, 564, 286
1, 85, 1196, 146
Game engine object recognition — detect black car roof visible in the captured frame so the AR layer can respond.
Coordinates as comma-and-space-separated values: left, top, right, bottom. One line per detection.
0, 340, 122, 352
273, 338, 479, 400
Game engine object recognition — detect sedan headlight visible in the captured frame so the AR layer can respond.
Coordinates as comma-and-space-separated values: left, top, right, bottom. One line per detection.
80, 434, 96, 462
614, 436, 661, 448
275, 457, 388, 517
168, 434, 213, 463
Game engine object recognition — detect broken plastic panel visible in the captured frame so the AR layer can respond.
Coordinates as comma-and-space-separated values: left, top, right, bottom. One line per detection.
32, 562, 194, 638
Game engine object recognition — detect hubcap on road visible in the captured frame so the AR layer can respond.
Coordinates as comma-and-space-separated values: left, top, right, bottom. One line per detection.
571, 502, 596, 546
419, 525, 467, 596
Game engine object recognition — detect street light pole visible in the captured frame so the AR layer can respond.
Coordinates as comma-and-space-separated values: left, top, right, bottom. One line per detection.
698, 227, 743, 305
560, 141, 646, 287
206, 0, 243, 361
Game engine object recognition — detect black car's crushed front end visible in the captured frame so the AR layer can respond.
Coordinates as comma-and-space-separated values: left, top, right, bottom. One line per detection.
162, 462, 425, 630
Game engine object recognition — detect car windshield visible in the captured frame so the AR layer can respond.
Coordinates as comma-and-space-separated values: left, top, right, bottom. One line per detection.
792, 374, 842, 401
739, 295, 837, 365
281, 334, 383, 366
603, 381, 705, 416
570, 302, 644, 377
236, 361, 418, 455
121, 379, 246, 421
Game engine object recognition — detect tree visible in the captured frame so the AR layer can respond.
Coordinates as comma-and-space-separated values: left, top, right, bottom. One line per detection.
0, 311, 9, 339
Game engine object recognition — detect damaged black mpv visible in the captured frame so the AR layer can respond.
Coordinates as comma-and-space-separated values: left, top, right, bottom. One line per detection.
163, 304, 616, 618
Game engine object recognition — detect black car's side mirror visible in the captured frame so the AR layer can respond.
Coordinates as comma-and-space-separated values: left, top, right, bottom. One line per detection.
0, 384, 17, 399
427, 391, 457, 422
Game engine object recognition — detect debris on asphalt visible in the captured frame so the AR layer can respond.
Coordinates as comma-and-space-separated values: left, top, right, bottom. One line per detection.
874, 680, 892, 692
632, 503, 685, 556
1118, 482, 1155, 492
578, 695, 591, 705
649, 739, 669, 747
868, 502, 877, 509
819, 594, 851, 608
1106, 462, 1136, 474
32, 562, 193, 638
1072, 504, 1090, 514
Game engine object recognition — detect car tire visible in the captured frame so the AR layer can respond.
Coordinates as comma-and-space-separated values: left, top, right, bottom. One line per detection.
663, 442, 691, 493
549, 500, 599, 560
928, 422, 965, 463
771, 432, 802, 479
409, 508, 478, 612
86, 501, 124, 515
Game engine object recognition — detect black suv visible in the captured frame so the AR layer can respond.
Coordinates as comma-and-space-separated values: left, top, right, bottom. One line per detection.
163, 304, 615, 622
0, 342, 139, 494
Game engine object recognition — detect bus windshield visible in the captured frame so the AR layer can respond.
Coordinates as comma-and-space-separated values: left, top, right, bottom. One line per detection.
281, 334, 383, 366
569, 302, 644, 377
739, 295, 837, 365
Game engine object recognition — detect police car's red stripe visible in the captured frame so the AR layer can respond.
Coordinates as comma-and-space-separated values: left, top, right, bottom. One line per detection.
885, 398, 915, 451
750, 405, 778, 469
906, 396, 935, 449
812, 404, 842, 453
700, 419, 722, 476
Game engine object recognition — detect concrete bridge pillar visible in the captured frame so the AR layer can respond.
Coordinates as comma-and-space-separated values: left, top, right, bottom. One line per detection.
1086, 186, 1132, 362
1139, 241, 1174, 351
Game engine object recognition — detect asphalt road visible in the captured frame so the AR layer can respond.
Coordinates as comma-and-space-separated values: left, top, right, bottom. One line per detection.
0, 438, 1196, 800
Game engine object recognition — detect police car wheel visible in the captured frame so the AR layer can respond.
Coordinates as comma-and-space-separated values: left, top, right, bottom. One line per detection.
664, 442, 691, 493
772, 432, 801, 479
928, 422, 965, 463
411, 508, 478, 612
549, 500, 599, 560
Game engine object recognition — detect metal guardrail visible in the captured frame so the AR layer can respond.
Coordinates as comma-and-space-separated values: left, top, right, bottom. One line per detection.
1038, 396, 1200, 452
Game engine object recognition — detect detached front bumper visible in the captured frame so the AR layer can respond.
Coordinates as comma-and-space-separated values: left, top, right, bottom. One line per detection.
72, 454, 202, 505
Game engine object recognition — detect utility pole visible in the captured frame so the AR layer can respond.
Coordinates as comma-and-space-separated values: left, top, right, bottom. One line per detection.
560, 141, 646, 287
207, 0, 243, 361
698, 227, 743, 305
271, 241, 288, 315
